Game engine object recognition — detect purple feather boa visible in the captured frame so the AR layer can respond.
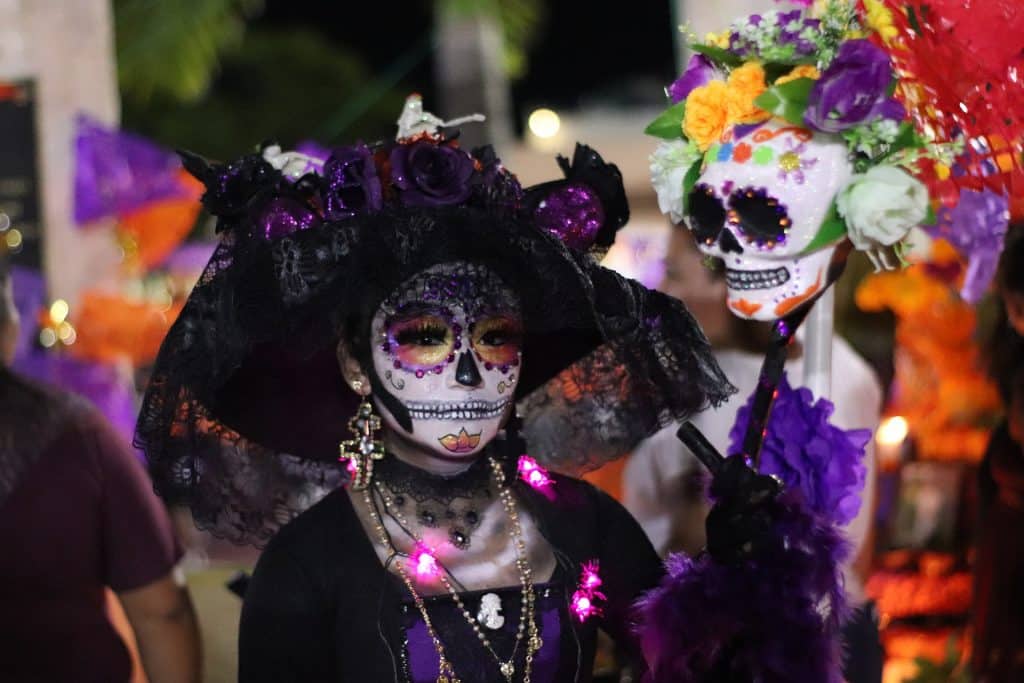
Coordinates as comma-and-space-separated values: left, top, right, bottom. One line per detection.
637, 374, 871, 682
637, 490, 850, 683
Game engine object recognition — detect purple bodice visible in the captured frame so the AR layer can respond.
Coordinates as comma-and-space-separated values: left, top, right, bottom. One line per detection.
401, 579, 563, 682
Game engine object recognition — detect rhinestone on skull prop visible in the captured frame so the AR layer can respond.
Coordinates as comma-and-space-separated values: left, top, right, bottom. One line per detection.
687, 120, 853, 321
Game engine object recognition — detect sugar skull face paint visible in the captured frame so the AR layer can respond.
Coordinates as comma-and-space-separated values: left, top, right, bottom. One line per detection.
370, 262, 523, 458
688, 120, 853, 320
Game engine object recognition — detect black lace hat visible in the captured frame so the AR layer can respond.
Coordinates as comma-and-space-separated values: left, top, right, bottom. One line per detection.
136, 98, 733, 545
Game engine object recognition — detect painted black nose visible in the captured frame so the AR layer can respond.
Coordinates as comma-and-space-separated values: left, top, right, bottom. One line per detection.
719, 229, 744, 254
455, 352, 483, 387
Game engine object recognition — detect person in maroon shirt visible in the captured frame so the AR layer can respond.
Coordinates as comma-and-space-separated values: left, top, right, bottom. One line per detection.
0, 259, 202, 683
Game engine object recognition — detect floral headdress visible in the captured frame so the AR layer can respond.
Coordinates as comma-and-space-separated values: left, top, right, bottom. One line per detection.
183, 94, 628, 255
647, 0, 958, 270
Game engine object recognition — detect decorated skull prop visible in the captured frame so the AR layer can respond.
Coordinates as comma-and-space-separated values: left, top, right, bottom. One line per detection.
686, 120, 853, 321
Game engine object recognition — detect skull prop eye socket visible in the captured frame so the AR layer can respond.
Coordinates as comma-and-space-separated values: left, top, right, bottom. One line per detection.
687, 183, 727, 246
726, 186, 792, 250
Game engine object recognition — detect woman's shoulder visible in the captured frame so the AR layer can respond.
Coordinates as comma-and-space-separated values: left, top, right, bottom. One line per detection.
531, 470, 656, 553
545, 470, 630, 514
260, 487, 357, 563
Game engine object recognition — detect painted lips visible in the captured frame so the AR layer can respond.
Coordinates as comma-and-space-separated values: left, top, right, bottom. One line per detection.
406, 397, 511, 421
438, 428, 482, 453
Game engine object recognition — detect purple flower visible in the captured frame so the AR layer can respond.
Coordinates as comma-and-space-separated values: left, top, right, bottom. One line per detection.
471, 144, 524, 209
804, 39, 902, 133
321, 143, 382, 220
728, 373, 870, 526
389, 140, 475, 207
930, 188, 1010, 303
668, 54, 716, 103
255, 196, 321, 240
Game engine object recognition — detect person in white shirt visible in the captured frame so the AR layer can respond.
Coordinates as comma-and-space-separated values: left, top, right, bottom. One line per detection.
623, 225, 884, 683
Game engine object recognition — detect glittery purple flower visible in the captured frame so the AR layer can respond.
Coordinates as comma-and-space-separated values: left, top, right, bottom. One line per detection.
776, 138, 819, 185
930, 188, 1010, 303
389, 140, 475, 207
668, 54, 716, 103
804, 40, 903, 133
321, 143, 382, 220
471, 144, 524, 208
728, 373, 870, 526
254, 196, 321, 240
533, 182, 606, 250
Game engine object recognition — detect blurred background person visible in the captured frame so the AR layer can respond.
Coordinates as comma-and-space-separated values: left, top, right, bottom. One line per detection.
622, 225, 884, 683
0, 258, 202, 683
973, 224, 1024, 682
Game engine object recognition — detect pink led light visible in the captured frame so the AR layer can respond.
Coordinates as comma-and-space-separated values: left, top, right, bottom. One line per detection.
581, 561, 602, 589
571, 559, 604, 622
570, 590, 598, 621
518, 455, 553, 489
343, 458, 357, 477
411, 546, 440, 579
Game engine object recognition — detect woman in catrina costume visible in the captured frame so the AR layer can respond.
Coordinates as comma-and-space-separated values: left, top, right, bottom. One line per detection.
135, 96, 741, 682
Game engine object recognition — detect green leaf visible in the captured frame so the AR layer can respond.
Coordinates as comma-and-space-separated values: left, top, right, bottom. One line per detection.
754, 77, 815, 127
922, 201, 937, 226
755, 89, 781, 112
880, 121, 921, 160
907, 5, 923, 36
644, 101, 687, 140
801, 200, 848, 254
115, 0, 264, 103
690, 43, 743, 67
680, 157, 704, 214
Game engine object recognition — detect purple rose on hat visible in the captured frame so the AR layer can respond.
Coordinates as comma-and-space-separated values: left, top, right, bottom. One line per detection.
804, 39, 905, 133
390, 140, 475, 207
322, 143, 383, 220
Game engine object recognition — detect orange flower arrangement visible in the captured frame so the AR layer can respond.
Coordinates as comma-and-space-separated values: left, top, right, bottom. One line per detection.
725, 63, 771, 125
683, 63, 772, 150
856, 239, 1003, 462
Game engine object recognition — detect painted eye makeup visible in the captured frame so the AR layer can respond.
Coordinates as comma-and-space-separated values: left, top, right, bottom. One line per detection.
386, 314, 456, 372
471, 315, 523, 370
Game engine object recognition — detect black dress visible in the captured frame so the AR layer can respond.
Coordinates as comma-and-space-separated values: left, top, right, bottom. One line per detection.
239, 471, 663, 682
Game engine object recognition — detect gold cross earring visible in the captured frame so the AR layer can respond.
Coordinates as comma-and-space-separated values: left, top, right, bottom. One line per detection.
339, 381, 384, 489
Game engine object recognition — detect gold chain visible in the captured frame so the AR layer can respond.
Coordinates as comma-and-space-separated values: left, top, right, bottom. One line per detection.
363, 456, 541, 682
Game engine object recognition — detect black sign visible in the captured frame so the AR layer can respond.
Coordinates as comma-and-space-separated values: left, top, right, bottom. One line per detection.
0, 79, 41, 268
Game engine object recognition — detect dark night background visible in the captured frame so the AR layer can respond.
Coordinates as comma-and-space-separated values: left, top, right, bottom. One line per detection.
123, 0, 677, 156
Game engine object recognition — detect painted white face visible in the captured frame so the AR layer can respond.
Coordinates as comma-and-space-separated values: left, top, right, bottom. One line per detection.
370, 262, 523, 458
686, 120, 853, 320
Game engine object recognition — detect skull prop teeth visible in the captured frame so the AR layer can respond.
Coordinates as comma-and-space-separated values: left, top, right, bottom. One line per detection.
686, 120, 853, 320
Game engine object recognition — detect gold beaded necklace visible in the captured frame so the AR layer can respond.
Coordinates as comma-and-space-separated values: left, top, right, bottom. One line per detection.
363, 456, 542, 683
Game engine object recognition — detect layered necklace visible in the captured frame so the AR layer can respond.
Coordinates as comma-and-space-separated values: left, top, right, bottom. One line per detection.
363, 456, 542, 683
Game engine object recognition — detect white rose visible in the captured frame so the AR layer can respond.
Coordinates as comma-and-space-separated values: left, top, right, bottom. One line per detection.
836, 165, 929, 255
649, 139, 701, 224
